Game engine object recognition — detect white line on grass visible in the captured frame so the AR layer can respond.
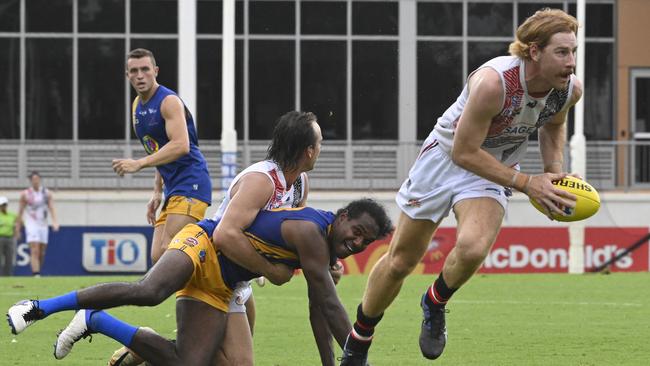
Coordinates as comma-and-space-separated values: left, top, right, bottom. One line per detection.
452, 299, 643, 307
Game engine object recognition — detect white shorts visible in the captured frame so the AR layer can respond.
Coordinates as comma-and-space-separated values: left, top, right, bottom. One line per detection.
25, 225, 48, 244
397, 138, 510, 223
228, 281, 252, 313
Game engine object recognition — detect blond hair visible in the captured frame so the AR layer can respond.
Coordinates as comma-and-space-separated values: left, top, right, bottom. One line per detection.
509, 8, 578, 60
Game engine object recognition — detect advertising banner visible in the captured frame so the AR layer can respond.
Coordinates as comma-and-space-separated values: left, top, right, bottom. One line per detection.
341, 227, 650, 274
14, 226, 153, 276
12, 226, 649, 276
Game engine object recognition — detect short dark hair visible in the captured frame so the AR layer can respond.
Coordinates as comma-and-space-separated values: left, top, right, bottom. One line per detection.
29, 171, 40, 179
337, 198, 393, 240
126, 48, 157, 68
266, 111, 318, 171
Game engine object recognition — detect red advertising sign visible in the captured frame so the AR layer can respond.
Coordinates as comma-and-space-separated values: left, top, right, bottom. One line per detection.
341, 227, 649, 274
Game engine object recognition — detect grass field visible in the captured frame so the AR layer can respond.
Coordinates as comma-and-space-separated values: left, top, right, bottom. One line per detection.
2, 273, 649, 365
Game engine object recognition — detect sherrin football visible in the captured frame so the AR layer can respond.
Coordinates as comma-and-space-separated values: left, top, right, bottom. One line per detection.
530, 175, 600, 222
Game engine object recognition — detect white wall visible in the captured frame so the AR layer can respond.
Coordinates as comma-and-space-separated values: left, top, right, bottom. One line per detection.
1, 190, 647, 228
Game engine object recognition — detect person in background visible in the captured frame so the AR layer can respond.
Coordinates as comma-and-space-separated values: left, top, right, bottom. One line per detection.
0, 196, 19, 276
15, 171, 59, 277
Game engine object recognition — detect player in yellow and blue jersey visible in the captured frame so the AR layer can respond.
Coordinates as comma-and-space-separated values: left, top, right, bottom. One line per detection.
7, 199, 392, 366
112, 48, 212, 263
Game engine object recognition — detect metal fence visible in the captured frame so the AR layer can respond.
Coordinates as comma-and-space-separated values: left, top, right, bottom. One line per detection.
1, 140, 648, 191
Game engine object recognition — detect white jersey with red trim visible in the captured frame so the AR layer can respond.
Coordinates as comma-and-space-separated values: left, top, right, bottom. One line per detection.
22, 186, 49, 228
430, 56, 575, 167
213, 160, 307, 220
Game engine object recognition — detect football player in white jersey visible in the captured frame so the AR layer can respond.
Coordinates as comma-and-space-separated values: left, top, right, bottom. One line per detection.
341, 8, 582, 365
15, 171, 59, 277
212, 110, 324, 365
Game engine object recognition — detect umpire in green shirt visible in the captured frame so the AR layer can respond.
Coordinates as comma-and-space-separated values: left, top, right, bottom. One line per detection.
0, 196, 18, 276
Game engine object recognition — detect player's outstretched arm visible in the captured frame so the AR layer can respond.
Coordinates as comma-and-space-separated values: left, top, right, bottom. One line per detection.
285, 220, 351, 362
213, 173, 293, 285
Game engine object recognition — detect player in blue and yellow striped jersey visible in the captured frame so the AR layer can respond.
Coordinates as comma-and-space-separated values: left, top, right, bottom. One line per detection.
7, 199, 392, 366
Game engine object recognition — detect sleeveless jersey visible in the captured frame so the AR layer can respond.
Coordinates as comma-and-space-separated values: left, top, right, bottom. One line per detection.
213, 160, 307, 220
132, 85, 212, 204
198, 207, 335, 289
431, 56, 575, 167
23, 187, 49, 227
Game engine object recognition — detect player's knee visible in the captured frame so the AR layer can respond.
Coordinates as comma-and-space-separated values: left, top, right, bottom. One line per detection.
455, 239, 491, 265
386, 254, 419, 279
133, 281, 170, 306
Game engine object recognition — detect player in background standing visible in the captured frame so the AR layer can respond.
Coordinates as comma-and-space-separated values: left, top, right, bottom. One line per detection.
15, 171, 59, 277
340, 8, 581, 365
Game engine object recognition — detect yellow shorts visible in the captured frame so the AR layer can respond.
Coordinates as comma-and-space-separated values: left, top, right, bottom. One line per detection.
167, 223, 233, 313
155, 196, 209, 227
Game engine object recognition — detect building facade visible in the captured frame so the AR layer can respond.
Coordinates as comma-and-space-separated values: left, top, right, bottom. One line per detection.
0, 0, 648, 190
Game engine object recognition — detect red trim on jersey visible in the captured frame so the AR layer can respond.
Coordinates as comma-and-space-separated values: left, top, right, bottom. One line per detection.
418, 140, 438, 159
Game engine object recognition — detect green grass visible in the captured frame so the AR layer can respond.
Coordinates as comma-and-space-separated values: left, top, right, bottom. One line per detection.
2, 274, 649, 365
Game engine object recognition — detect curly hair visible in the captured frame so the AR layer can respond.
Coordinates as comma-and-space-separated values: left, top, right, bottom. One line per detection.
336, 198, 393, 240
509, 8, 578, 60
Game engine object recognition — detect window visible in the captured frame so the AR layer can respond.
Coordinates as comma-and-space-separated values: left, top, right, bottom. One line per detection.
0, 0, 19, 32
467, 42, 510, 72
131, 0, 177, 34
301, 1, 346, 35
196, 39, 244, 140
250, 1, 294, 35
353, 1, 398, 35
249, 40, 294, 139
27, 0, 72, 32
353, 41, 398, 140
417, 2, 462, 36
417, 41, 462, 139
0, 38, 19, 138
631, 69, 650, 184
79, 0, 125, 33
78, 38, 125, 139
197, 0, 244, 34
26, 38, 73, 139
301, 41, 347, 140
468, 2, 512, 37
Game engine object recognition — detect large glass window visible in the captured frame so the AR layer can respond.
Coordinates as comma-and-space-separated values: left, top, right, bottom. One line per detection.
79, 0, 125, 33
583, 43, 613, 140
417, 2, 462, 36
417, 41, 463, 140
26, 0, 73, 32
78, 38, 125, 139
301, 1, 346, 35
196, 39, 244, 140
0, 0, 20, 32
249, 40, 294, 139
468, 2, 512, 37
353, 41, 398, 140
26, 38, 73, 139
131, 0, 177, 34
635, 77, 650, 135
353, 1, 398, 35
0, 38, 19, 139
467, 42, 510, 72
197, 0, 244, 34
250, 1, 294, 35
518, 3, 566, 26
301, 41, 347, 140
